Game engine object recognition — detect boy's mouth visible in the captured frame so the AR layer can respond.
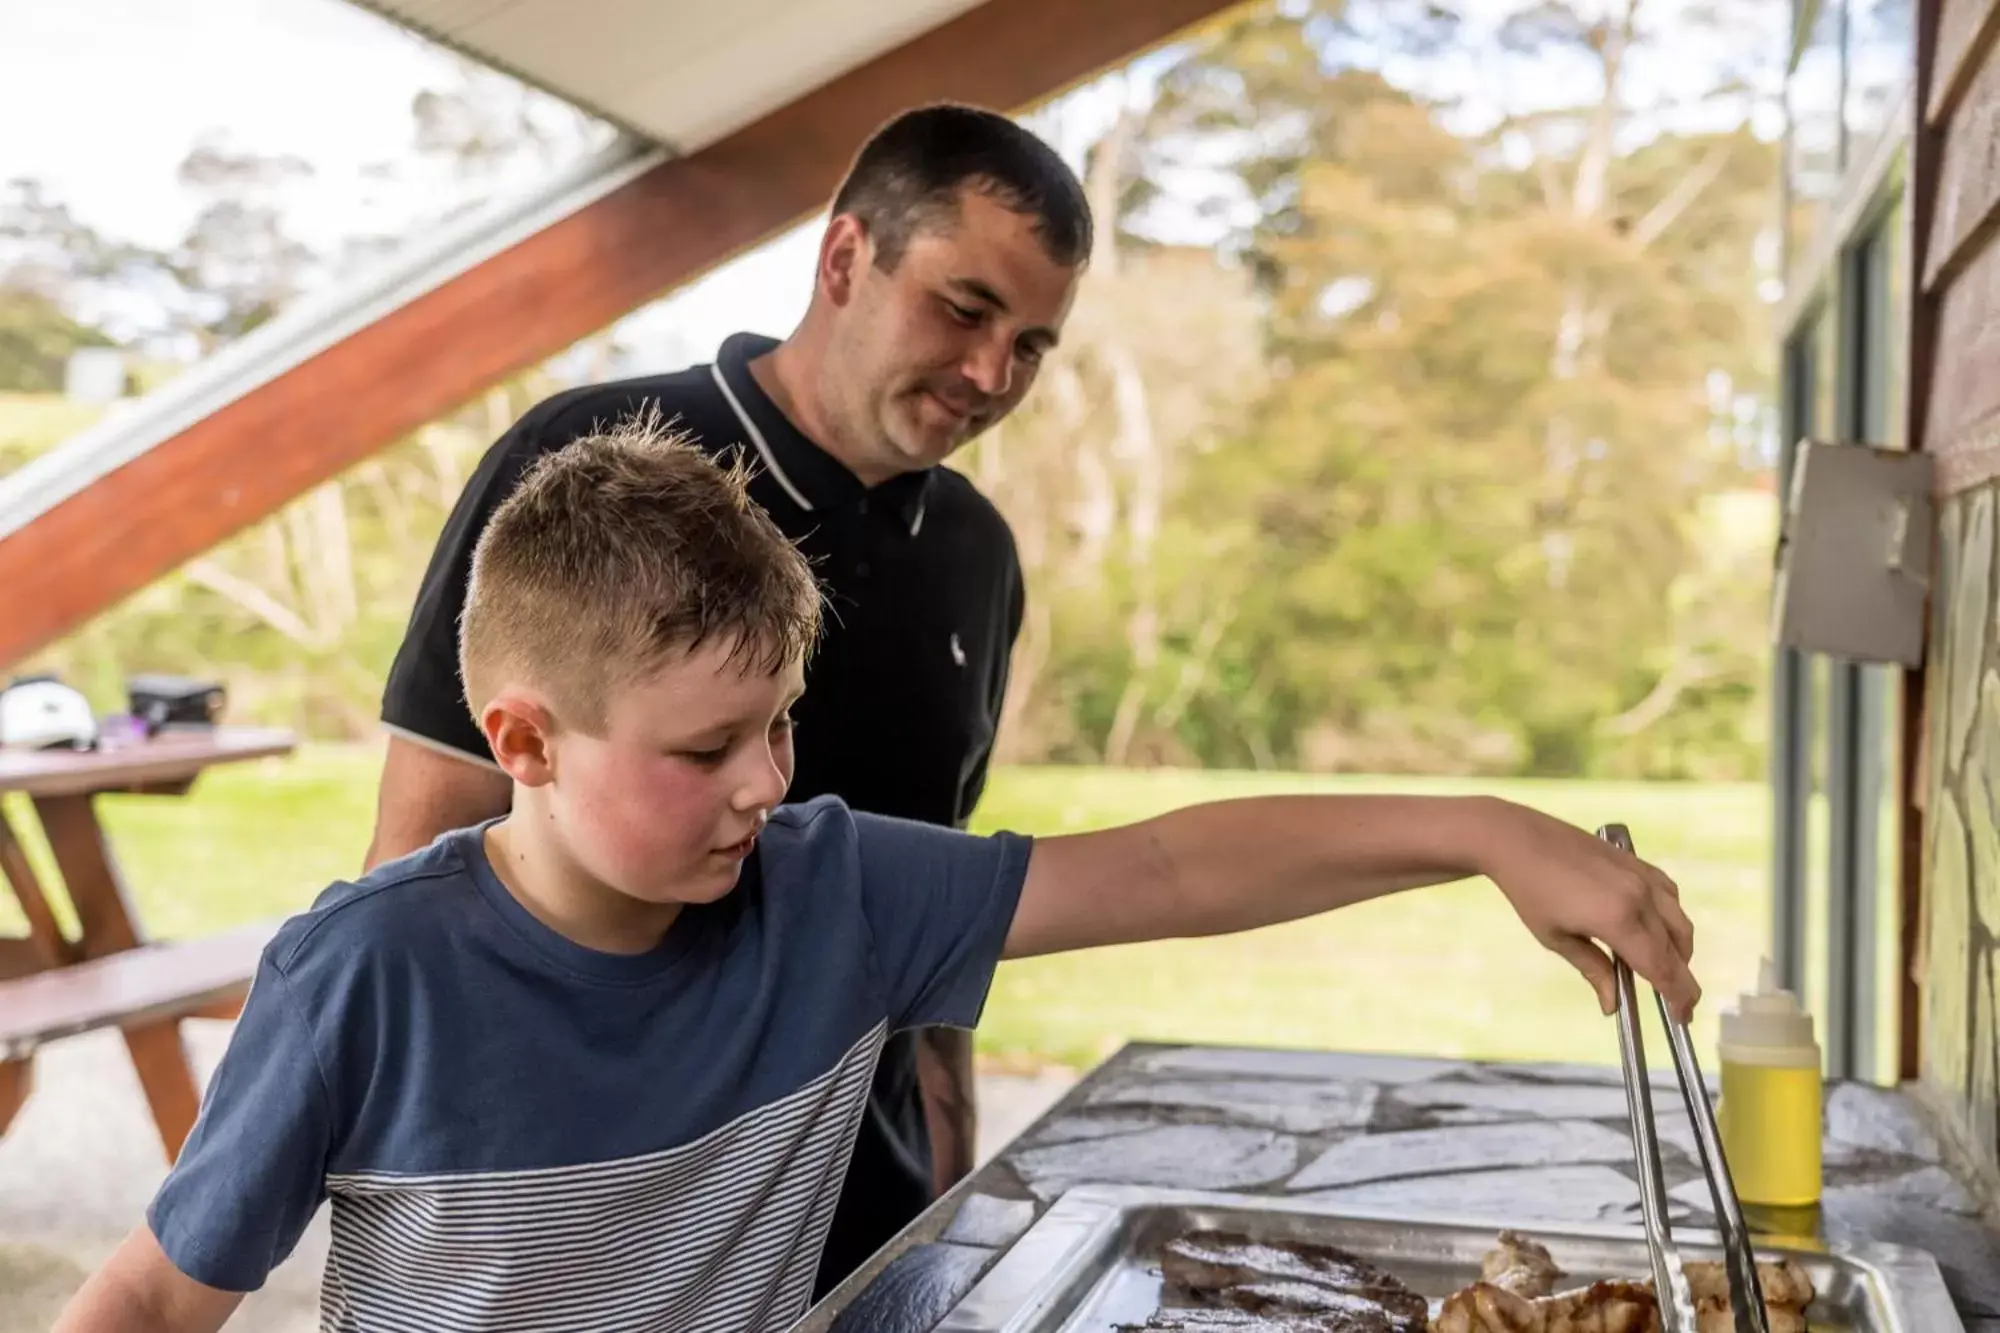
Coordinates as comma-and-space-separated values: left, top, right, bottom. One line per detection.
714, 833, 757, 860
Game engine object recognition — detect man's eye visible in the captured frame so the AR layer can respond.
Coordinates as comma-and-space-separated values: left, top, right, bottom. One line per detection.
945, 301, 980, 326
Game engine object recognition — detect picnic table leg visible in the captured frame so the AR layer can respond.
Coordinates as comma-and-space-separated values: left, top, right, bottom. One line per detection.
121, 1022, 204, 1158
32, 793, 207, 1162
0, 1057, 30, 1136
0, 803, 75, 968
31, 794, 143, 954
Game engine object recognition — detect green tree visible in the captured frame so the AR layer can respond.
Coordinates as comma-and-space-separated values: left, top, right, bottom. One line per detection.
1122, 0, 1780, 775
0, 177, 133, 394
0, 288, 113, 394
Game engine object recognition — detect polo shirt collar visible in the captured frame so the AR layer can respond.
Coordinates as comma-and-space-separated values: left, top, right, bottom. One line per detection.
711, 332, 933, 533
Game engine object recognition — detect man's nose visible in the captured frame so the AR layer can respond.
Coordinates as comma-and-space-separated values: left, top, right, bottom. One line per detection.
961, 336, 1013, 399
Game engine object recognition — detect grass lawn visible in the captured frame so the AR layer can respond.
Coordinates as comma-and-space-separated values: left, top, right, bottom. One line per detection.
1, 744, 1777, 1075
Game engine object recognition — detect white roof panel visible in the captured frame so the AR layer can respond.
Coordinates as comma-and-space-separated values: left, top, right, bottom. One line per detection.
353, 0, 988, 149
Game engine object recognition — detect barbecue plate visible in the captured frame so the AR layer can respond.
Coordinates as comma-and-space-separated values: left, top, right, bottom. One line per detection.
933, 1186, 1963, 1332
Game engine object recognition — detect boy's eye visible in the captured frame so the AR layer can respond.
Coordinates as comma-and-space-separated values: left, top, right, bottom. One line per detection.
680, 743, 731, 765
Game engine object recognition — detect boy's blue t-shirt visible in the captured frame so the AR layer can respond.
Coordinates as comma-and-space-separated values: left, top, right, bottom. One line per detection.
146, 795, 1032, 1333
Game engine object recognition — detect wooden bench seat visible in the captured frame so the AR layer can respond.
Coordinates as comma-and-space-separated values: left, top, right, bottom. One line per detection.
0, 919, 279, 1062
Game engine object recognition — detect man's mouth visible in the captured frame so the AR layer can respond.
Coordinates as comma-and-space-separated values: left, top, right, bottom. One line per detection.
923, 389, 979, 423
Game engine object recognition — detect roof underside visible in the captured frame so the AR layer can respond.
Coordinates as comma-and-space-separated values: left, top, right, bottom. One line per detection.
0, 0, 1245, 668
353, 0, 989, 148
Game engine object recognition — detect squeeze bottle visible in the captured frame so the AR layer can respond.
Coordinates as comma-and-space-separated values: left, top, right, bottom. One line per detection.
1716, 957, 1823, 1207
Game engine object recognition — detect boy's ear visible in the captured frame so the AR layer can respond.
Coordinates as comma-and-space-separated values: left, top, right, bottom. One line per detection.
479, 691, 557, 787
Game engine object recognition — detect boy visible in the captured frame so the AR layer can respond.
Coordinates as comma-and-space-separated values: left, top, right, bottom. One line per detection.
56, 418, 1698, 1333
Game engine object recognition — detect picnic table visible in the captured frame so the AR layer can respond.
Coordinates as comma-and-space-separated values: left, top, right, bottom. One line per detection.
0, 725, 295, 1160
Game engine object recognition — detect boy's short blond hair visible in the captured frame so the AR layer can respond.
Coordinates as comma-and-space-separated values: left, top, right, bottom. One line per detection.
459, 412, 822, 733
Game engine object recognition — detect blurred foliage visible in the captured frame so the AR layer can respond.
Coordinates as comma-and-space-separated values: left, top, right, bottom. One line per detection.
3, 2, 1783, 781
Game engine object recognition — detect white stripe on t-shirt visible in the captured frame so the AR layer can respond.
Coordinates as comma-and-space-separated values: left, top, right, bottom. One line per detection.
316, 1023, 886, 1332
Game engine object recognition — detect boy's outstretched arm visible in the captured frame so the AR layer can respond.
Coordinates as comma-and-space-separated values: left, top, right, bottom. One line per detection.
1004, 794, 1700, 1021
54, 1226, 242, 1333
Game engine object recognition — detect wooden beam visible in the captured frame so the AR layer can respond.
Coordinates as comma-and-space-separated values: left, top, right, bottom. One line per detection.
1903, 0, 1948, 1083
1928, 0, 2000, 126
1921, 232, 2000, 490
1925, 0, 2000, 291
0, 0, 1244, 670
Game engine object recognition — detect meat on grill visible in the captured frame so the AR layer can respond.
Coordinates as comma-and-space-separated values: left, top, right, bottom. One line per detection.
1121, 1225, 1817, 1333
1686, 1259, 1815, 1312
1151, 1231, 1430, 1333
1114, 1308, 1345, 1331
1431, 1279, 1659, 1333
1435, 1232, 1816, 1333
1480, 1232, 1566, 1298
1115, 1296, 1420, 1333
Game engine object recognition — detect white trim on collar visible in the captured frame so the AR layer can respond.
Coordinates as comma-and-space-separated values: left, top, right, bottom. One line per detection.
381, 721, 506, 774
710, 362, 812, 512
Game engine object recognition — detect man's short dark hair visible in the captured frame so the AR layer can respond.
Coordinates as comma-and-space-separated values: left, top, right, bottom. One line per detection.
830, 102, 1093, 270
460, 411, 822, 733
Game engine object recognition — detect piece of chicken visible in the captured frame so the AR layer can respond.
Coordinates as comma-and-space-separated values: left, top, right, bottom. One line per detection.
1432, 1279, 1656, 1333
1480, 1232, 1565, 1299
1431, 1282, 1809, 1333
1683, 1259, 1815, 1312
1433, 1237, 1816, 1333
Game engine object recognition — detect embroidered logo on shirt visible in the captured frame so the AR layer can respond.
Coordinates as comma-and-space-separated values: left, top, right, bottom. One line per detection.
949, 634, 967, 668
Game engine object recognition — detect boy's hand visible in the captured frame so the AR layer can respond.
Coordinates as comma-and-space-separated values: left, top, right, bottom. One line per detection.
1471, 799, 1699, 1022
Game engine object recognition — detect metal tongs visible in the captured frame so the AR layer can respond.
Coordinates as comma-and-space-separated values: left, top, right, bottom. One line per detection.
1597, 824, 1770, 1333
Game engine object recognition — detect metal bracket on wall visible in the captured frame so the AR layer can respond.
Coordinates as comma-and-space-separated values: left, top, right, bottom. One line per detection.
1773, 438, 1936, 668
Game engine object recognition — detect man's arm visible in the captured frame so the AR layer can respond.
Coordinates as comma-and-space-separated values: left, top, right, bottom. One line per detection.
363, 734, 512, 871
915, 1028, 978, 1196
1005, 794, 1701, 1021
917, 560, 1024, 1197
54, 1227, 242, 1333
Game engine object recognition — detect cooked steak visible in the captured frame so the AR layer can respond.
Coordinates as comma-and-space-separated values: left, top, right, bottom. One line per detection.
1213, 1281, 1429, 1331
1158, 1231, 1429, 1332
1114, 1310, 1338, 1331
1162, 1232, 1419, 1304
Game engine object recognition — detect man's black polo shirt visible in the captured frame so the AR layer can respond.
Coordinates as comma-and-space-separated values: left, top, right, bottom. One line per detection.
380, 331, 1024, 1296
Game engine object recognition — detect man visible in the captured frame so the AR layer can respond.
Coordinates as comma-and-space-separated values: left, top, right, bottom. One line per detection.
365, 100, 1088, 1298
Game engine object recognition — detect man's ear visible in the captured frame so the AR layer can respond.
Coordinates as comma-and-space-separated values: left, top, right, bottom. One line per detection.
479, 691, 558, 788
818, 213, 872, 307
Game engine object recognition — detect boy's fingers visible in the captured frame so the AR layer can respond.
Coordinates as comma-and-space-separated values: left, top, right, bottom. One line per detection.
1600, 900, 1701, 1025
1649, 917, 1702, 1022
1654, 877, 1695, 962
1648, 868, 1696, 960
1550, 933, 1618, 1015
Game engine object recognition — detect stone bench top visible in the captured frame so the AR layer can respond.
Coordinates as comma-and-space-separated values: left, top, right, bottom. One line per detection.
798, 1044, 2000, 1333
